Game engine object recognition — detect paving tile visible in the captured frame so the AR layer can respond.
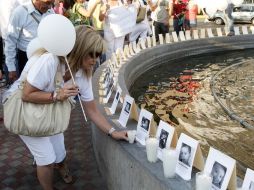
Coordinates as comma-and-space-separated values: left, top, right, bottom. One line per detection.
0, 105, 107, 190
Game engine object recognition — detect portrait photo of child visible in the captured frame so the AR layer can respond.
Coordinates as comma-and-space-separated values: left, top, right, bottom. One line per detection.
159, 129, 169, 149
211, 161, 227, 189
179, 143, 192, 167
249, 181, 254, 190
140, 117, 150, 131
124, 102, 131, 114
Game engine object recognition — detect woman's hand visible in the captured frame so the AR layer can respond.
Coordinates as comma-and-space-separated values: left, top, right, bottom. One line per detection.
111, 131, 128, 141
57, 84, 79, 101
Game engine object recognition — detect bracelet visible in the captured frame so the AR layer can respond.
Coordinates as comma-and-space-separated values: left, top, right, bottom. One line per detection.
108, 127, 116, 136
53, 90, 58, 102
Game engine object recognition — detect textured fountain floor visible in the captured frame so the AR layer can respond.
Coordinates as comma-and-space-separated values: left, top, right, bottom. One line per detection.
130, 49, 254, 178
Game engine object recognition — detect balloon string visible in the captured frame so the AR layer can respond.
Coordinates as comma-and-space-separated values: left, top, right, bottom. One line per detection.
64, 56, 88, 122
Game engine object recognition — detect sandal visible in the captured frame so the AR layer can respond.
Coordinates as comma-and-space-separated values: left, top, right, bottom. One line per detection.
55, 162, 76, 184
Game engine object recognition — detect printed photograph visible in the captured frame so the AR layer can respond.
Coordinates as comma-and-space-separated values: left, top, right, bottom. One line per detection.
159, 129, 169, 149
179, 143, 192, 167
106, 79, 114, 96
140, 117, 150, 131
249, 181, 254, 190
211, 161, 227, 189
116, 92, 120, 100
124, 102, 131, 114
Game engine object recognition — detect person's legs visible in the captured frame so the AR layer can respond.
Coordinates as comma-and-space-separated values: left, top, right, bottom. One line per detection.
49, 134, 74, 184
173, 19, 180, 36
19, 135, 57, 189
129, 23, 148, 42
37, 164, 54, 190
153, 21, 160, 42
104, 29, 115, 60
114, 36, 125, 54
161, 23, 169, 38
17, 49, 28, 76
225, 3, 234, 35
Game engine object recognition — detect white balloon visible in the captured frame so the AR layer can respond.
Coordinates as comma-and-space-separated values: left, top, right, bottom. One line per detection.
194, 0, 206, 9
231, 0, 243, 6
217, 0, 228, 11
37, 14, 76, 56
206, 6, 218, 17
26, 37, 43, 59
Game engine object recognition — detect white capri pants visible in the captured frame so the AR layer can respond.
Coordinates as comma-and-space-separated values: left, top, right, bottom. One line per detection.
20, 133, 66, 166
104, 28, 125, 60
129, 22, 149, 42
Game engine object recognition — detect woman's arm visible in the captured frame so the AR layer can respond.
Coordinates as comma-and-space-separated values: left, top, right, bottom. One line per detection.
99, 3, 109, 21
77, 0, 101, 18
83, 100, 128, 141
22, 82, 78, 104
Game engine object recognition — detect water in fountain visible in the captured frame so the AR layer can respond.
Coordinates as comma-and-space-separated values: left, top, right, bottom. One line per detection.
130, 49, 254, 178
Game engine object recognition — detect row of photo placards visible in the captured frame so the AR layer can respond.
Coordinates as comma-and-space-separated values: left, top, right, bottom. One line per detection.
98, 44, 254, 190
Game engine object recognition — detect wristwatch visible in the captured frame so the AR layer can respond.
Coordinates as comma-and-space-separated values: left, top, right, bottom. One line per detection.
108, 127, 116, 136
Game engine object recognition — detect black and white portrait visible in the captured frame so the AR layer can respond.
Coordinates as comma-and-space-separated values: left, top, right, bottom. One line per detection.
103, 71, 110, 83
124, 102, 131, 114
159, 129, 168, 149
179, 143, 192, 167
116, 92, 120, 100
140, 117, 150, 131
106, 79, 114, 96
211, 161, 227, 189
249, 181, 254, 190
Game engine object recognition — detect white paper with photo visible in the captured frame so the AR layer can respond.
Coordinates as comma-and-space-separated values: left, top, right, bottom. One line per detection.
111, 53, 120, 67
104, 78, 114, 103
204, 147, 236, 190
156, 120, 175, 160
118, 95, 134, 128
101, 67, 111, 88
136, 109, 153, 146
175, 133, 198, 180
241, 168, 254, 190
109, 86, 122, 114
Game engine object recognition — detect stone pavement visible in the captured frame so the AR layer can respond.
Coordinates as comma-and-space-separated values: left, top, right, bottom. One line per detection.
0, 88, 107, 190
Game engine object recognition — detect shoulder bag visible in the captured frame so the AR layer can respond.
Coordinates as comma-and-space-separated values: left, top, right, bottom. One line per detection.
136, 6, 146, 23
3, 54, 75, 137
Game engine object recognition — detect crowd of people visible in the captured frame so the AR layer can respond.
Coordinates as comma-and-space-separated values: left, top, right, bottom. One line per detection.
0, 0, 236, 189
0, 0, 201, 86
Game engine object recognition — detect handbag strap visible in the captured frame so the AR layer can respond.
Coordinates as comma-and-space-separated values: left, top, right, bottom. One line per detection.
22, 6, 40, 24
19, 54, 63, 90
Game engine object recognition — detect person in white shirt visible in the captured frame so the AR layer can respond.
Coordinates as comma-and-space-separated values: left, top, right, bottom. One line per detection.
0, 0, 26, 82
99, 0, 136, 60
147, 0, 172, 42
3, 25, 128, 190
4, 0, 54, 83
127, 0, 152, 43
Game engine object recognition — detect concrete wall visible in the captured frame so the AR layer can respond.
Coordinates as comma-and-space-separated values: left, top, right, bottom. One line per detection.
92, 35, 254, 190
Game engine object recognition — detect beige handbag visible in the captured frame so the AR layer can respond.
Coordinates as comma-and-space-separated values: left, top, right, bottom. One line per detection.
136, 6, 146, 23
3, 55, 75, 137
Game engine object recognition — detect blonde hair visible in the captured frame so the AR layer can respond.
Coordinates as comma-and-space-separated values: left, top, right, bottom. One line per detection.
67, 25, 106, 77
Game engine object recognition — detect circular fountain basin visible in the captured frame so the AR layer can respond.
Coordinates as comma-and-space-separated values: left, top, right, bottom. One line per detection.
92, 35, 254, 189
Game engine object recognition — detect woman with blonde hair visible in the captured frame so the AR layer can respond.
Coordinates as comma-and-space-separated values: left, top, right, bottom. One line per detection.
3, 25, 128, 190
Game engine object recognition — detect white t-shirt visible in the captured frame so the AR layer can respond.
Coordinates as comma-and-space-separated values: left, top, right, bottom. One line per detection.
3, 53, 94, 102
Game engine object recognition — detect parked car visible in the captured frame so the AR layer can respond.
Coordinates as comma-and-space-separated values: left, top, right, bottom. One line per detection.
208, 4, 254, 25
